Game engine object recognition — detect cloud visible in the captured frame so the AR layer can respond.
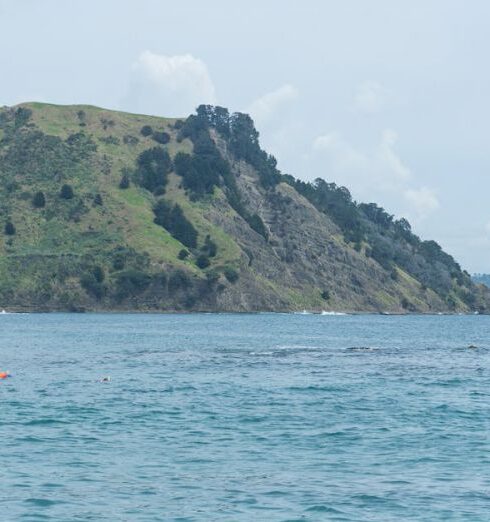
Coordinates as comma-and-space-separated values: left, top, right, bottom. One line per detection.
310, 128, 439, 221
353, 80, 388, 114
312, 128, 410, 193
247, 84, 298, 125
403, 187, 440, 220
127, 51, 216, 117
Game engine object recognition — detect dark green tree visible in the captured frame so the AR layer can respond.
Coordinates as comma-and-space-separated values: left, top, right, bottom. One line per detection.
196, 254, 210, 269
60, 184, 74, 199
136, 147, 172, 193
119, 173, 130, 189
152, 131, 170, 144
140, 125, 153, 137
4, 221, 15, 235
32, 191, 46, 208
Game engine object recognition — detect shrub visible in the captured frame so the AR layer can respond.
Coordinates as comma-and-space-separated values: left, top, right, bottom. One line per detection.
119, 173, 130, 189
168, 269, 192, 292
32, 191, 46, 208
152, 131, 170, 144
321, 290, 330, 301
140, 125, 153, 137
136, 147, 172, 193
80, 273, 106, 300
4, 221, 15, 236
92, 265, 105, 283
178, 249, 190, 260
153, 201, 198, 249
196, 254, 210, 269
202, 235, 218, 257
94, 194, 103, 206
60, 184, 74, 199
247, 214, 268, 239
115, 269, 151, 298
223, 267, 239, 283
123, 135, 139, 146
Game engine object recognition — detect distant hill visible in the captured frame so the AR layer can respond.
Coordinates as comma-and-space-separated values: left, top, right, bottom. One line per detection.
0, 102, 488, 313
472, 274, 490, 288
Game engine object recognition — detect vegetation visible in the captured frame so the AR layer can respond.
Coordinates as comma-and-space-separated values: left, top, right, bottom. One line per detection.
0, 101, 486, 313
32, 191, 46, 208
135, 147, 172, 193
60, 184, 74, 199
153, 200, 198, 249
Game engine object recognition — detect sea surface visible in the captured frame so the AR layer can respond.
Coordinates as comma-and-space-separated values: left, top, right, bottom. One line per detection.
1, 313, 490, 521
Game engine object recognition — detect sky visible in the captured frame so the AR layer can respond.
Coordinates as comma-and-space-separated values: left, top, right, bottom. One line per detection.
1, 0, 489, 272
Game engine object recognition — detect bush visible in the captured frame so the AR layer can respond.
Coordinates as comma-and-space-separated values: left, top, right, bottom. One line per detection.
115, 269, 151, 298
140, 125, 153, 137
168, 269, 192, 292
119, 173, 130, 189
94, 194, 103, 206
152, 131, 170, 144
92, 266, 105, 283
136, 147, 172, 193
60, 184, 74, 200
321, 290, 330, 301
178, 249, 190, 260
4, 221, 15, 236
196, 254, 210, 269
80, 273, 106, 300
202, 235, 218, 257
223, 267, 239, 283
153, 201, 198, 249
32, 191, 46, 208
247, 214, 268, 239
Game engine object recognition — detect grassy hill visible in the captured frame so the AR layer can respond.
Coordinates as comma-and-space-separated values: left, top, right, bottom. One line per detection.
0, 102, 488, 313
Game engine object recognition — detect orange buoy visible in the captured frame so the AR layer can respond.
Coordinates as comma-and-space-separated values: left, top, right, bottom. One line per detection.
0, 371, 10, 379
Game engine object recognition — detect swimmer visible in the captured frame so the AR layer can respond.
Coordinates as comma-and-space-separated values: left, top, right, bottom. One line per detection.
99, 376, 111, 383
0, 371, 11, 379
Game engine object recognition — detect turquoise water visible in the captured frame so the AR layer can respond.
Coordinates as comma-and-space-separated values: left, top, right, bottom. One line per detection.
1, 313, 490, 521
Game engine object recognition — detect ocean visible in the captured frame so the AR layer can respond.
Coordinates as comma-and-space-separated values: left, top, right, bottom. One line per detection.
1, 313, 489, 521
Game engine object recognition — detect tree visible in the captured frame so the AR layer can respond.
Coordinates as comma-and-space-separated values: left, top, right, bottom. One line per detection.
60, 184, 74, 199
153, 201, 198, 249
202, 235, 218, 257
321, 290, 330, 301
4, 221, 15, 236
140, 125, 153, 137
119, 173, 130, 189
92, 265, 105, 283
196, 254, 210, 269
32, 191, 46, 208
94, 194, 103, 206
136, 147, 172, 193
223, 267, 239, 283
152, 131, 170, 144
178, 249, 190, 260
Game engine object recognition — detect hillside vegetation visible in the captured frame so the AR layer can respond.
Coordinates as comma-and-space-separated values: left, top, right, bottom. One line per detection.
0, 102, 488, 313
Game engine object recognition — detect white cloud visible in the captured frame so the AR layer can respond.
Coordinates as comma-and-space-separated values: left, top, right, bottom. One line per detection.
127, 51, 216, 117
404, 187, 440, 220
247, 84, 298, 125
312, 128, 410, 193
353, 80, 388, 114
310, 129, 439, 220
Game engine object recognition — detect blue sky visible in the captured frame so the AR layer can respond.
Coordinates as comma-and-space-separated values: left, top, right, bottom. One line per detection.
1, 0, 489, 271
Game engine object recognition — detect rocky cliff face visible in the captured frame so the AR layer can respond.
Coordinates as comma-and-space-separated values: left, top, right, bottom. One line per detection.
0, 102, 487, 313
